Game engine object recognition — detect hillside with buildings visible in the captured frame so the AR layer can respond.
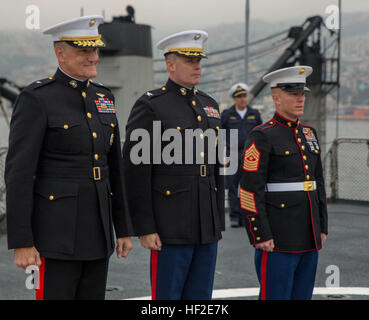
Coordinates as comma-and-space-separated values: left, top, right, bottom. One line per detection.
1, 12, 368, 114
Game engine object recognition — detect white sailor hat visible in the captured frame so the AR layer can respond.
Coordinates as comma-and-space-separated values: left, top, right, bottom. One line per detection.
43, 15, 105, 48
229, 83, 249, 98
156, 30, 208, 58
263, 66, 313, 92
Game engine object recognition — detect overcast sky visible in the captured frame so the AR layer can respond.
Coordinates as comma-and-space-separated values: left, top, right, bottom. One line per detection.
0, 0, 368, 35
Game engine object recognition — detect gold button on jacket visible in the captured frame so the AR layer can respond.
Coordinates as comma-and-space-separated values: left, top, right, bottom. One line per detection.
4, 68, 134, 257
239, 112, 328, 252
122, 77, 225, 245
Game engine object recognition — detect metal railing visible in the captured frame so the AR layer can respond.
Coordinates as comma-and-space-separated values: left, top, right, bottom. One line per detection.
0, 138, 368, 234
324, 138, 369, 203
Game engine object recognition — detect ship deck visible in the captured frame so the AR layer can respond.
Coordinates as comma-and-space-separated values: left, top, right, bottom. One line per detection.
0, 201, 368, 300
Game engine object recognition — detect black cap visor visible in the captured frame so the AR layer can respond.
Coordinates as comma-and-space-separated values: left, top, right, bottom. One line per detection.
275, 83, 310, 92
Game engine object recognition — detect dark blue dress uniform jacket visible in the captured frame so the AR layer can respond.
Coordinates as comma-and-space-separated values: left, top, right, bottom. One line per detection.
221, 105, 262, 153
5, 68, 133, 260
122, 78, 225, 245
239, 112, 328, 252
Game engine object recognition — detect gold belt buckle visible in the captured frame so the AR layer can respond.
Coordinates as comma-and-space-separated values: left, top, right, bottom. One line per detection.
93, 167, 101, 181
304, 181, 314, 191
200, 165, 206, 177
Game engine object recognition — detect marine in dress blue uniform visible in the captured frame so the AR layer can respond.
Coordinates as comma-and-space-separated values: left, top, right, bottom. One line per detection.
221, 83, 262, 227
5, 16, 133, 300
239, 66, 328, 300
123, 30, 225, 300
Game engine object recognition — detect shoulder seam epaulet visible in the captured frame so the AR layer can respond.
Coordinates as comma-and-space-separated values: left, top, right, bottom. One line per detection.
29, 78, 56, 90
248, 106, 261, 114
142, 87, 167, 100
196, 89, 216, 100
300, 123, 314, 129
255, 120, 276, 131
197, 90, 218, 108
90, 81, 111, 92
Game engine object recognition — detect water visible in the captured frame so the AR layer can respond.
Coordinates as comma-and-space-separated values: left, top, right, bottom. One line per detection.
326, 118, 369, 149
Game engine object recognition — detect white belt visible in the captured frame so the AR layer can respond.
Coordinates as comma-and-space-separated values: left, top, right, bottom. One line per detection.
265, 181, 316, 192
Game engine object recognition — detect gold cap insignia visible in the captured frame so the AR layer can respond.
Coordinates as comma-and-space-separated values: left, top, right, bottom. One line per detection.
194, 34, 201, 40
89, 19, 96, 27
299, 67, 306, 74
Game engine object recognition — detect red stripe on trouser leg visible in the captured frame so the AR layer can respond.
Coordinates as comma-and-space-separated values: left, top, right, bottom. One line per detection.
35, 257, 45, 300
261, 251, 268, 300
151, 250, 158, 300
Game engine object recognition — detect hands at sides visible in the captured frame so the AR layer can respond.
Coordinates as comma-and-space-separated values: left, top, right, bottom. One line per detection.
255, 239, 275, 252
116, 237, 133, 258
255, 235, 327, 252
321, 233, 327, 245
14, 246, 42, 269
140, 233, 162, 251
